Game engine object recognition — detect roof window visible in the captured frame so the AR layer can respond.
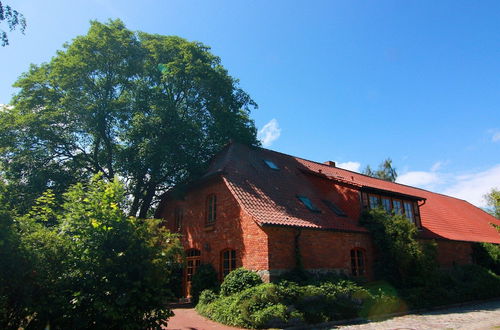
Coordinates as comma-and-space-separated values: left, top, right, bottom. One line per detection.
264, 159, 279, 170
297, 195, 321, 213
322, 200, 347, 217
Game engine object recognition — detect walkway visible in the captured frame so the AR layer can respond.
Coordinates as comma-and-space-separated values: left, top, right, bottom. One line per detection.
331, 299, 500, 330
164, 304, 246, 330
165, 299, 500, 330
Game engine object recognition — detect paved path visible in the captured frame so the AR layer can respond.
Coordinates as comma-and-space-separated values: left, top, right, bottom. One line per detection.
165, 299, 500, 330
331, 299, 500, 330
164, 304, 246, 330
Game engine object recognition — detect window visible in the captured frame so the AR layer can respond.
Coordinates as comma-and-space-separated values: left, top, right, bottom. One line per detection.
206, 194, 217, 225
263, 159, 279, 170
364, 192, 421, 226
322, 199, 347, 217
221, 249, 236, 278
350, 248, 365, 277
174, 207, 183, 231
297, 195, 321, 212
404, 201, 415, 224
392, 200, 402, 215
369, 195, 380, 209
382, 198, 392, 213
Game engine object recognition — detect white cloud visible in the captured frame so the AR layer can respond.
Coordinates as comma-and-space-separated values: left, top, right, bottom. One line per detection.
397, 171, 441, 187
336, 161, 361, 172
397, 163, 500, 208
431, 161, 443, 172
258, 119, 281, 147
442, 165, 500, 207
492, 131, 500, 143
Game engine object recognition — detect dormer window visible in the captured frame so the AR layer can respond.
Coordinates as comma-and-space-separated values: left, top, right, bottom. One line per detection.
362, 192, 421, 226
322, 200, 347, 217
297, 195, 321, 213
264, 159, 279, 170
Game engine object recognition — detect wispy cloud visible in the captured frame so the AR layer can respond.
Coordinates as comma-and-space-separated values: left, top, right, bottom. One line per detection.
336, 161, 361, 173
442, 165, 500, 207
397, 163, 500, 208
258, 119, 281, 147
431, 161, 443, 172
492, 131, 500, 143
397, 171, 441, 187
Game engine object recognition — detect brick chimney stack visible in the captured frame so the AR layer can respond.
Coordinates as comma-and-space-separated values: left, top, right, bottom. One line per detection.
323, 161, 336, 167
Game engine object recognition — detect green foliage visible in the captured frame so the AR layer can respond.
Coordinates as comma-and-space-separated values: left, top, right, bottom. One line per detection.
0, 19, 258, 216
360, 208, 437, 287
484, 188, 500, 219
197, 276, 404, 328
190, 263, 219, 303
472, 242, 500, 275
363, 158, 397, 182
220, 268, 263, 296
0, 175, 184, 329
401, 264, 500, 308
198, 289, 218, 305
197, 265, 500, 329
0, 2, 26, 46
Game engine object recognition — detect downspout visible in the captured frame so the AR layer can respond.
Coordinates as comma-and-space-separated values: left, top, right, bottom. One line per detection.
294, 229, 303, 270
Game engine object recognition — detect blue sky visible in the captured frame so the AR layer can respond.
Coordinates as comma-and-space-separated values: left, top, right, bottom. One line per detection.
1, 0, 499, 207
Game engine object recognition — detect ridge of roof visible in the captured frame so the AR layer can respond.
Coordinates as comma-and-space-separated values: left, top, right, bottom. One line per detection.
252, 144, 480, 205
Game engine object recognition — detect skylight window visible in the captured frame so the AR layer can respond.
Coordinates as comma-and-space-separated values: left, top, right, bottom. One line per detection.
297, 195, 321, 213
322, 200, 347, 217
264, 159, 279, 170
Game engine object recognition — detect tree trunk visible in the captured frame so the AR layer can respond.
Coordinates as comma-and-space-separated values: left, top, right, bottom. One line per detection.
138, 183, 157, 219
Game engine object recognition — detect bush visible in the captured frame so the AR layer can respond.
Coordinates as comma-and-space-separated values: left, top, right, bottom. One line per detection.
472, 242, 500, 275
220, 268, 263, 296
197, 283, 298, 328
360, 208, 437, 287
191, 264, 219, 303
198, 290, 218, 305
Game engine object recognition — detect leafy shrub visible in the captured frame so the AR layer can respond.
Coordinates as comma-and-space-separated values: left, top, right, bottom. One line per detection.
472, 242, 500, 275
220, 268, 263, 296
191, 264, 219, 303
197, 283, 299, 328
1, 176, 184, 329
198, 289, 218, 305
360, 208, 437, 287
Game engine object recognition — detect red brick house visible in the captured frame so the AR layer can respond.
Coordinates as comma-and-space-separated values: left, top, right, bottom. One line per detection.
155, 142, 500, 297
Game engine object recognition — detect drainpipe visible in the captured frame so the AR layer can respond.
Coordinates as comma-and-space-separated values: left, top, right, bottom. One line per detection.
294, 229, 303, 270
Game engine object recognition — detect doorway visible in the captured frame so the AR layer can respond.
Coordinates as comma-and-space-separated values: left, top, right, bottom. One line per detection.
184, 249, 201, 298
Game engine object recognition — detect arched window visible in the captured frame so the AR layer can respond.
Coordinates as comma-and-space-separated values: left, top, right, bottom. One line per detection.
350, 248, 365, 277
220, 249, 236, 278
206, 194, 217, 225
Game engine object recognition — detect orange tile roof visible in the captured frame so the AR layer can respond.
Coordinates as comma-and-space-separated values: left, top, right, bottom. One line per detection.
206, 143, 500, 244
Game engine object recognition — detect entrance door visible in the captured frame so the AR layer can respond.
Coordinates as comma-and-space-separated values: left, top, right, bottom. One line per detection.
184, 249, 201, 298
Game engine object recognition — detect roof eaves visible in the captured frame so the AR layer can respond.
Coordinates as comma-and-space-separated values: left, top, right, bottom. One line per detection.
360, 186, 426, 201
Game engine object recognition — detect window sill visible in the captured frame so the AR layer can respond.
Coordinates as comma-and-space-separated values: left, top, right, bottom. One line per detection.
204, 224, 215, 232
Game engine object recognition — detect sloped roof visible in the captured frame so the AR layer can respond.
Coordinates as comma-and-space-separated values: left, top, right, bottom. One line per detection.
206, 143, 500, 244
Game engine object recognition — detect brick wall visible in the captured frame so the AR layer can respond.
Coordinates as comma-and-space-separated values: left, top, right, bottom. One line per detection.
435, 240, 473, 267
159, 177, 269, 279
264, 226, 374, 279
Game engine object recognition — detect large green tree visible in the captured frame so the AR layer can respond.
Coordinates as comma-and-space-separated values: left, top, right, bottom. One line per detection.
363, 158, 397, 182
0, 1, 26, 46
484, 188, 500, 219
0, 19, 258, 216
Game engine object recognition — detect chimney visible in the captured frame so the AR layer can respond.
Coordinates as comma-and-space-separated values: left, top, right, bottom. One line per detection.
323, 161, 336, 167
